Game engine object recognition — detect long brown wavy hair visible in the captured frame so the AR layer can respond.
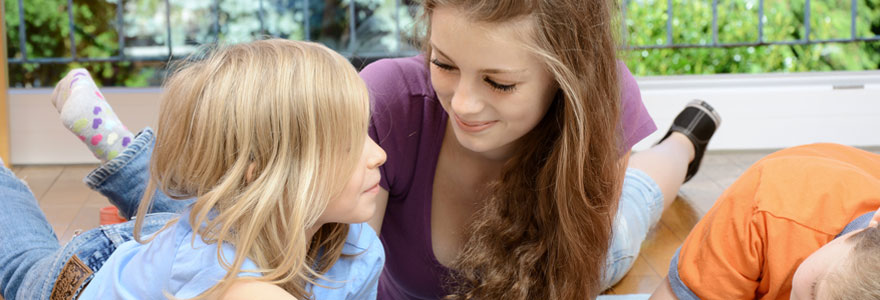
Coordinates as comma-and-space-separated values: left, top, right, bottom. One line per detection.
422, 0, 625, 298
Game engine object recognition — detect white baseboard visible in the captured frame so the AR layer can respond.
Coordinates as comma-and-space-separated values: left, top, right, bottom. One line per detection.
8, 71, 880, 164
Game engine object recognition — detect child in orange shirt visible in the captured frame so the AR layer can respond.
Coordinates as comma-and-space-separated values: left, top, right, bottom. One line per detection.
652, 143, 880, 300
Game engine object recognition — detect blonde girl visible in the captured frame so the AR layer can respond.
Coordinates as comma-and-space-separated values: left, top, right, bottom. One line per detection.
0, 39, 385, 300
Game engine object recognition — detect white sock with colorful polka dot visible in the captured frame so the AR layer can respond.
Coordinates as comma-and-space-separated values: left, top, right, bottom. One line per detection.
50, 69, 134, 162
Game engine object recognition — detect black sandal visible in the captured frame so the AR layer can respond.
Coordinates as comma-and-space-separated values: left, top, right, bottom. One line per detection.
657, 99, 721, 183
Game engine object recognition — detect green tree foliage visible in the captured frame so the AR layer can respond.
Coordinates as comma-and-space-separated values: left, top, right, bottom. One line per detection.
621, 0, 880, 75
5, 0, 156, 87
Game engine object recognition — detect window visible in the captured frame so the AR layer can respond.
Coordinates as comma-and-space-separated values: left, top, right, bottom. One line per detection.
4, 0, 879, 87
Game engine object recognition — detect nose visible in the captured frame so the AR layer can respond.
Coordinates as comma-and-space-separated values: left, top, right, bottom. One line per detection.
366, 138, 386, 169
450, 79, 484, 117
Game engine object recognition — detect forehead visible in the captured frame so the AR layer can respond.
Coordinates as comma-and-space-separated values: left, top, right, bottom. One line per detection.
429, 6, 539, 69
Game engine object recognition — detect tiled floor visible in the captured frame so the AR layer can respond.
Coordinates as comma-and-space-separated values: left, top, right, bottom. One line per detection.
0, 149, 801, 297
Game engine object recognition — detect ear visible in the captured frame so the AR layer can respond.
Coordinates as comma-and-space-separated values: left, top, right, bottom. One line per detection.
245, 163, 257, 183
869, 206, 880, 227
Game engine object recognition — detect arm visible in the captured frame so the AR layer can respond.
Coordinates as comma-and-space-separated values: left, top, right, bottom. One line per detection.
661, 162, 770, 299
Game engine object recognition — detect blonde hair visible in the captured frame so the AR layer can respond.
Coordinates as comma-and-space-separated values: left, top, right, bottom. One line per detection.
421, 0, 624, 299
132, 39, 371, 298
823, 225, 880, 299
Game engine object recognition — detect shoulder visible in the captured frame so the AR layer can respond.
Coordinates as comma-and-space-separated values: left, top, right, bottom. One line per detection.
364, 55, 439, 138
313, 223, 384, 299
615, 61, 656, 150
360, 55, 434, 102
342, 223, 385, 260
222, 280, 296, 300
365, 57, 445, 193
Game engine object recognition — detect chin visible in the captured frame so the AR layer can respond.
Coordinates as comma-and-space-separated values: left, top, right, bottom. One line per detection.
454, 132, 498, 153
348, 202, 378, 224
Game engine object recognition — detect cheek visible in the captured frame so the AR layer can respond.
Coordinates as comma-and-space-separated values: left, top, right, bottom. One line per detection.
502, 94, 552, 128
430, 70, 455, 101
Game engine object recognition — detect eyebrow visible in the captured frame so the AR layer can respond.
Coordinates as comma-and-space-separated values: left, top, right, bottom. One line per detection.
430, 43, 527, 74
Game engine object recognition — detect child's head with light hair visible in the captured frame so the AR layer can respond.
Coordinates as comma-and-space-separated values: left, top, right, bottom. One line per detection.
133, 39, 386, 298
791, 216, 880, 300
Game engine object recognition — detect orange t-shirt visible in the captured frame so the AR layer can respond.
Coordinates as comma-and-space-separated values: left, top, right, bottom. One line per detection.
670, 143, 880, 300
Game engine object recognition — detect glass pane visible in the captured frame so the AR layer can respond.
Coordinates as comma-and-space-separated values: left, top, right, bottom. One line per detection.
122, 0, 171, 58
351, 0, 399, 55
625, 0, 670, 47
217, 0, 263, 43
4, 0, 24, 61
763, 0, 802, 41
74, 0, 121, 59
398, 0, 420, 54
169, 0, 214, 57
264, 0, 306, 40
6, 0, 75, 60
672, 0, 714, 45
308, 0, 351, 52
809, 0, 854, 40
856, 0, 878, 39
716, 0, 759, 43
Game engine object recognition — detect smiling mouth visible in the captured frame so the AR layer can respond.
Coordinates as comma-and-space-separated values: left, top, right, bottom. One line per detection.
453, 114, 497, 132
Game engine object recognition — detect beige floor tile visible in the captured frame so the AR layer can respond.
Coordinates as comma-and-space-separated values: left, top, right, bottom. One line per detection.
679, 177, 725, 216
12, 165, 64, 201
639, 224, 683, 276
609, 275, 662, 294
699, 159, 747, 188
725, 151, 773, 170
59, 201, 102, 244
40, 203, 82, 240
39, 165, 97, 206
624, 255, 658, 277
659, 197, 701, 242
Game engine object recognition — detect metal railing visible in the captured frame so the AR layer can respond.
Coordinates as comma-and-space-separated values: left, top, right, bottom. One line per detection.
621, 0, 880, 50
8, 0, 414, 65
7, 0, 880, 65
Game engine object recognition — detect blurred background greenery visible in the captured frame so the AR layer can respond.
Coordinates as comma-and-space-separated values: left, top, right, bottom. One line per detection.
4, 0, 879, 87
622, 0, 880, 75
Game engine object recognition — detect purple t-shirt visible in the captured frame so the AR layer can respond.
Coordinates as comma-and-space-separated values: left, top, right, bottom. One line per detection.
362, 56, 656, 300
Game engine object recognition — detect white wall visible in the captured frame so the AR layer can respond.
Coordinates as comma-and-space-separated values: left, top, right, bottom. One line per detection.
633, 71, 880, 151
9, 88, 161, 164
7, 71, 880, 164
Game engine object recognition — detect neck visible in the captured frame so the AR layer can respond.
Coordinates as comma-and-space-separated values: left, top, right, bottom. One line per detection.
306, 223, 322, 242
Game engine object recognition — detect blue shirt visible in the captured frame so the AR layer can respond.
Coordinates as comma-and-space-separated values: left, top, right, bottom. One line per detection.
79, 212, 384, 299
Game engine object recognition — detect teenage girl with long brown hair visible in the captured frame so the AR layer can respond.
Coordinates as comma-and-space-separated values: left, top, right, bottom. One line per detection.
361, 0, 720, 298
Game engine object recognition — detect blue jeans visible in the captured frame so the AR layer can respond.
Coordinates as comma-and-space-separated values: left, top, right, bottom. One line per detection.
0, 128, 187, 300
601, 168, 665, 291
